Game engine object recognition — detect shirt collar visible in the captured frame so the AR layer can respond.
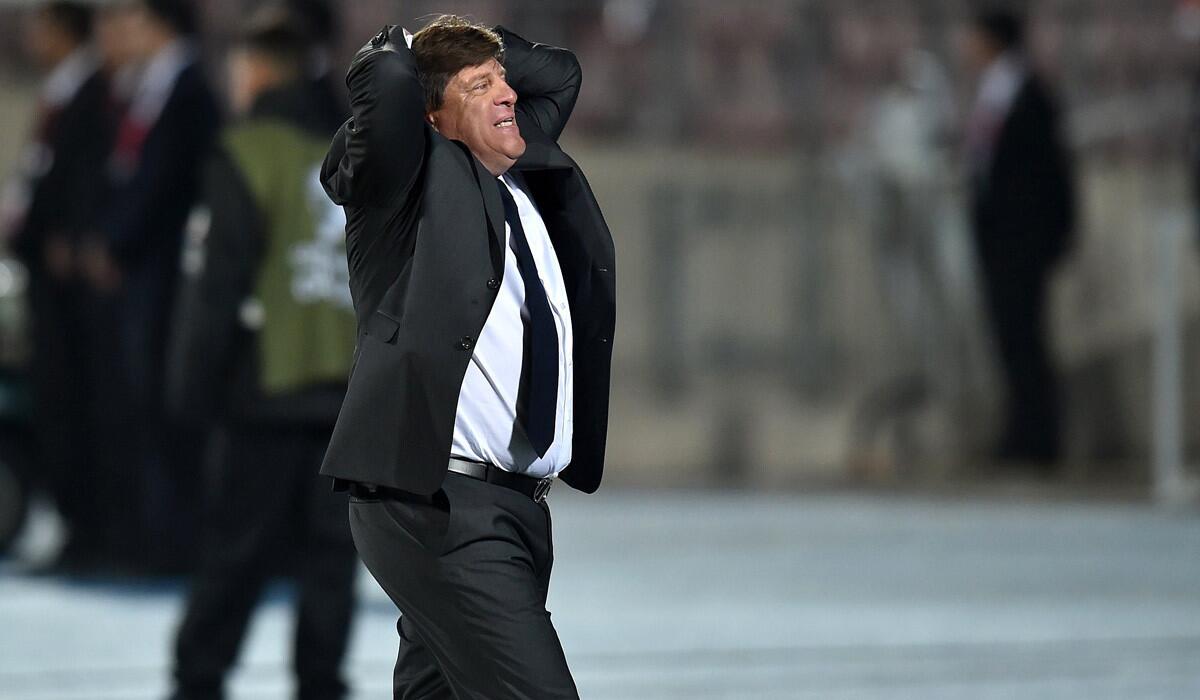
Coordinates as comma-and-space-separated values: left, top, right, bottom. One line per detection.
42, 47, 98, 108
974, 52, 1025, 116
128, 39, 196, 123
139, 39, 193, 97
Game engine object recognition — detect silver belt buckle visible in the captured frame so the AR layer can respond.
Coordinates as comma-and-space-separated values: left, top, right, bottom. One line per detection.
533, 477, 553, 503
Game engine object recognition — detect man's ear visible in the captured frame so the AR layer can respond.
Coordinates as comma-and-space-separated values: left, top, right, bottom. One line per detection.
426, 113, 439, 133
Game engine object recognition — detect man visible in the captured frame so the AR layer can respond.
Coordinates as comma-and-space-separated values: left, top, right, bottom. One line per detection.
83, 0, 220, 570
0, 1, 111, 571
964, 9, 1075, 468
321, 15, 615, 698
164, 14, 359, 699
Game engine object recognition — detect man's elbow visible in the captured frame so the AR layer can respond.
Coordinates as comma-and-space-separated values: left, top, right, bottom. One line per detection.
565, 53, 583, 96
555, 54, 583, 135
543, 45, 582, 94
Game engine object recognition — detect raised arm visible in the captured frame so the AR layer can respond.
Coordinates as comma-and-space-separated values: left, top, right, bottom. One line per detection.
496, 27, 582, 141
322, 26, 427, 207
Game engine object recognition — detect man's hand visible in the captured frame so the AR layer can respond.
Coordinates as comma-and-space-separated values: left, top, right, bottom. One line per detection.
43, 234, 74, 282
326, 24, 427, 207
79, 237, 122, 293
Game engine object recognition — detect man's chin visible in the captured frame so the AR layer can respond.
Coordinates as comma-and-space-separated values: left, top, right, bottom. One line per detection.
506, 137, 527, 160
474, 137, 527, 175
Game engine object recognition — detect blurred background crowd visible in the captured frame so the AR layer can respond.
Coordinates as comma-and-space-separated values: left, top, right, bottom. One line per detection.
0, 0, 1196, 586
2, 5, 1200, 700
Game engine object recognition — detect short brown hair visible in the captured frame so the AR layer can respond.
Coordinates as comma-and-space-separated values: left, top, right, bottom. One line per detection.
411, 15, 504, 112
41, 2, 94, 44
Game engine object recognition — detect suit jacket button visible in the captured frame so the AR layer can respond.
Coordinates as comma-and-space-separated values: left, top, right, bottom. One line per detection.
458, 336, 475, 351
487, 278, 500, 290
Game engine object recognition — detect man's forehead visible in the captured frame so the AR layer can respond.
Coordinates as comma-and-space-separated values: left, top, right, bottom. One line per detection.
455, 59, 505, 84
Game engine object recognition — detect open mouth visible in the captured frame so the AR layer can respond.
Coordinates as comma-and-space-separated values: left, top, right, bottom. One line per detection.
494, 117, 515, 128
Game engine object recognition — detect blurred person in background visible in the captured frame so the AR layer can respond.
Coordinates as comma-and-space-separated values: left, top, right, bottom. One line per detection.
93, 0, 147, 114
321, 16, 614, 698
74, 0, 147, 572
0, 1, 113, 572
853, 46, 967, 476
164, 11, 358, 699
81, 0, 220, 572
281, 0, 348, 135
963, 8, 1075, 470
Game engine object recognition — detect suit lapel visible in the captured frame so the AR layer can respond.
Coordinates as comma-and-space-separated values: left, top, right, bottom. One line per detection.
478, 164, 506, 263
451, 140, 505, 275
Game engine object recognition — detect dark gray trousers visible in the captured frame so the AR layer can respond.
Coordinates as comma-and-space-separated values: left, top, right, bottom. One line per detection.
172, 426, 358, 700
349, 471, 579, 700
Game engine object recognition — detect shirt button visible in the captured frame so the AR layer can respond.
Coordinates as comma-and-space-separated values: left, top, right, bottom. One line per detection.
487, 278, 500, 290
457, 336, 475, 351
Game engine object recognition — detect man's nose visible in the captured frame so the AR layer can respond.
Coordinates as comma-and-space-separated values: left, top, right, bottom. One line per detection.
496, 79, 517, 106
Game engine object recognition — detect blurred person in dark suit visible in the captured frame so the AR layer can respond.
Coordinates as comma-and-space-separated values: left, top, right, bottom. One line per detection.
964, 9, 1075, 468
165, 12, 358, 699
0, 1, 113, 571
81, 0, 220, 571
323, 16, 615, 697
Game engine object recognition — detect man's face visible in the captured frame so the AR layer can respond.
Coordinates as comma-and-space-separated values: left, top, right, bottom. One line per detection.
124, 6, 172, 62
427, 59, 525, 176
96, 6, 139, 70
227, 51, 264, 116
25, 13, 72, 70
961, 27, 999, 76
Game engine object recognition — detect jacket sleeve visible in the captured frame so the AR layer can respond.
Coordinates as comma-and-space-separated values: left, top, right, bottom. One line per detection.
11, 74, 111, 260
496, 27, 582, 142
1008, 83, 1077, 263
165, 147, 263, 425
60, 75, 114, 237
321, 26, 427, 207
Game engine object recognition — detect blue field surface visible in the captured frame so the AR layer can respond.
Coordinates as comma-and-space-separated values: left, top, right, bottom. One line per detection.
2, 489, 1199, 699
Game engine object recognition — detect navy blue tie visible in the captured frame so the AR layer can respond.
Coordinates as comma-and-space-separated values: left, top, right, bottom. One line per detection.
497, 180, 559, 457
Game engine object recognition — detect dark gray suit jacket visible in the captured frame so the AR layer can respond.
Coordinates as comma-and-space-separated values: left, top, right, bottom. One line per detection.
971, 74, 1075, 271
319, 26, 615, 495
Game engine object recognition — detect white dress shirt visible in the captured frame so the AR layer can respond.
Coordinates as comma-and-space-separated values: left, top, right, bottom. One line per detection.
450, 173, 574, 479
127, 39, 196, 127
965, 52, 1026, 175
42, 47, 98, 109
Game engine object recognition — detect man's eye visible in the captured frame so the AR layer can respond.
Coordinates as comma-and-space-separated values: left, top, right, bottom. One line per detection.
473, 82, 487, 91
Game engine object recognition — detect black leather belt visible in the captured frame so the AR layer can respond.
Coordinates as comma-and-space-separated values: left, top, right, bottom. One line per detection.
448, 457, 555, 503
347, 459, 554, 503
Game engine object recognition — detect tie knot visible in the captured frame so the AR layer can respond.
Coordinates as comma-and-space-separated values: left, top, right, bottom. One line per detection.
497, 179, 523, 227
497, 176, 515, 201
